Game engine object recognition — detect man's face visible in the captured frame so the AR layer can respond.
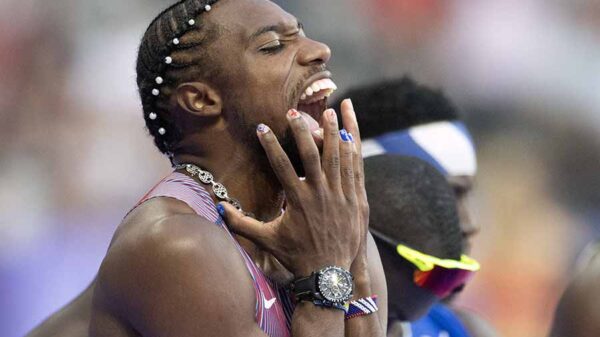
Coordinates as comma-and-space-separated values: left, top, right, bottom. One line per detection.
447, 175, 479, 253
377, 240, 439, 322
205, 0, 334, 171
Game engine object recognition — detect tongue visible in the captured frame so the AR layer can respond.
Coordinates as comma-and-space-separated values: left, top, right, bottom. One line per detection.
300, 111, 320, 132
300, 111, 324, 148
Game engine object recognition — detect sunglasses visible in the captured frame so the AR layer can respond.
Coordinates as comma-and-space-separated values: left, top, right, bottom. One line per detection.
370, 228, 480, 298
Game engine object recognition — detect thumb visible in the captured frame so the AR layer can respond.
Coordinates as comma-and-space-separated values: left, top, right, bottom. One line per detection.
218, 202, 274, 249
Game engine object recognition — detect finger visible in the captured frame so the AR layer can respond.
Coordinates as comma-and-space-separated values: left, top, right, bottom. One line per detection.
256, 123, 300, 190
339, 129, 356, 200
341, 99, 367, 198
287, 109, 322, 182
218, 202, 274, 249
340, 99, 362, 154
349, 131, 368, 229
321, 109, 341, 188
348, 131, 366, 200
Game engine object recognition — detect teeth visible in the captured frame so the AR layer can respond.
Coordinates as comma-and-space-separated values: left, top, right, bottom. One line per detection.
300, 78, 338, 101
311, 82, 321, 92
316, 79, 328, 88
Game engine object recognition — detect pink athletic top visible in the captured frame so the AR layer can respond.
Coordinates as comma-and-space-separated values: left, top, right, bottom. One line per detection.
135, 172, 294, 337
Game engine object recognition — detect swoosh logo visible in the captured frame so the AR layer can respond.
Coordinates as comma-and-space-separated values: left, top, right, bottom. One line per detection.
264, 296, 277, 309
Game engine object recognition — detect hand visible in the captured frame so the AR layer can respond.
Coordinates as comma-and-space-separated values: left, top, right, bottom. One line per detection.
220, 102, 366, 277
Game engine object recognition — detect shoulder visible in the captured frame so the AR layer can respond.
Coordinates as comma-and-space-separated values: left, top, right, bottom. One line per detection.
98, 203, 255, 304
93, 198, 260, 335
101, 197, 220, 277
452, 307, 499, 337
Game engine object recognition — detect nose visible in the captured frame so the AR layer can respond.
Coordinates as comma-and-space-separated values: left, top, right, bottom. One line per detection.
457, 200, 480, 244
461, 221, 480, 239
297, 38, 331, 66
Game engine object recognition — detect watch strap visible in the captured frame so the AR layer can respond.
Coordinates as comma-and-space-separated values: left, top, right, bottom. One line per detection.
291, 273, 324, 302
314, 299, 348, 312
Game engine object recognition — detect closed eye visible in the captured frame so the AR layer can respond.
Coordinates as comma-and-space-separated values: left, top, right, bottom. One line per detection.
260, 40, 285, 54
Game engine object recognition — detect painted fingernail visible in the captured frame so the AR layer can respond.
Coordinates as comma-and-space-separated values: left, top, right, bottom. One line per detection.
216, 204, 225, 217
348, 133, 354, 142
288, 109, 301, 119
257, 124, 270, 134
340, 129, 350, 142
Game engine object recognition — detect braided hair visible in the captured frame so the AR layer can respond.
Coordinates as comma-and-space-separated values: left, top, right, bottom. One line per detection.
136, 0, 221, 157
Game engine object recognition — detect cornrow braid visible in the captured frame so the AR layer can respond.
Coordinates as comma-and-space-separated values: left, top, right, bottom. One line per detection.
136, 0, 221, 157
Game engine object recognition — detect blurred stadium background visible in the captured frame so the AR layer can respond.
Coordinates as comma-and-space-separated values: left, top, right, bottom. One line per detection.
2, 1, 600, 336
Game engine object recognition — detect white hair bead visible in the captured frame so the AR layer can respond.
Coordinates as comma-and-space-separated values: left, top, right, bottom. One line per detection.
173, 38, 180, 45
155, 76, 164, 84
158, 128, 166, 135
205, 4, 212, 11
149, 112, 157, 120
188, 19, 196, 26
165, 56, 173, 64
152, 89, 160, 96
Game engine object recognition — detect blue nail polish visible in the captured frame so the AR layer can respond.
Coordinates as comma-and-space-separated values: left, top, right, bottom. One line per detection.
216, 204, 225, 217
340, 129, 350, 142
348, 133, 355, 142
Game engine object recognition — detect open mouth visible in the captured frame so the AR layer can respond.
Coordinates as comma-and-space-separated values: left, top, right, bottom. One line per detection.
296, 77, 338, 133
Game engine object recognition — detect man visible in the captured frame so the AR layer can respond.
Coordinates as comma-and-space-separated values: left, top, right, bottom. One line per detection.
364, 155, 480, 337
31, 1, 388, 336
549, 242, 600, 337
333, 77, 497, 337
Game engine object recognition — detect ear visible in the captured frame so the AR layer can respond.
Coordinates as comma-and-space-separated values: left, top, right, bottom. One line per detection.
174, 82, 222, 117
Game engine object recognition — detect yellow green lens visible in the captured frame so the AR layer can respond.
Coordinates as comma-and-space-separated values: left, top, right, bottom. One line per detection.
396, 244, 480, 272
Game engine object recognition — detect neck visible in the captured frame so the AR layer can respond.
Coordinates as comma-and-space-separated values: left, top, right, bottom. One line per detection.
173, 141, 285, 222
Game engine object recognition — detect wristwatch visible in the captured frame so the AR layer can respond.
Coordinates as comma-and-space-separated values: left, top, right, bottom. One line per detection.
291, 266, 354, 307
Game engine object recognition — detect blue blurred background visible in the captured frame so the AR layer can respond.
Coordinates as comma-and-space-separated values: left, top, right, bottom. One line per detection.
2, 1, 600, 336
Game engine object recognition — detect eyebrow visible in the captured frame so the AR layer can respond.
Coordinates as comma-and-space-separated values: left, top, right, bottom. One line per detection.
249, 21, 303, 42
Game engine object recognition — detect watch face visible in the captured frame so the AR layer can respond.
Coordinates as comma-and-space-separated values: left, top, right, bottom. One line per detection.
317, 266, 353, 303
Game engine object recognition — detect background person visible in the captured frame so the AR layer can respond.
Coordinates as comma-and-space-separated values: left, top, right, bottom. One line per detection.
364, 155, 480, 337
333, 77, 497, 337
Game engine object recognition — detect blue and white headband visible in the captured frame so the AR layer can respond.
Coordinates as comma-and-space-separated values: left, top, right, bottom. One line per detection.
362, 121, 477, 177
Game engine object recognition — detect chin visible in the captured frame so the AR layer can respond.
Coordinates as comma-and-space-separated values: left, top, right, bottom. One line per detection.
393, 300, 438, 322
442, 292, 460, 304
400, 307, 433, 322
